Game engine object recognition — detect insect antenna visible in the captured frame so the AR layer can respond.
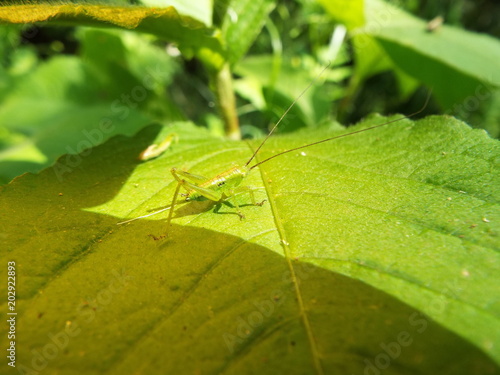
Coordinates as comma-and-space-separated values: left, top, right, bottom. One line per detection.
249, 89, 433, 171
244, 62, 332, 167
117, 206, 172, 225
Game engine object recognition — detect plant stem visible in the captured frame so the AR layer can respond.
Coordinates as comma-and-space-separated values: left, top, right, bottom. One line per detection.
212, 63, 241, 140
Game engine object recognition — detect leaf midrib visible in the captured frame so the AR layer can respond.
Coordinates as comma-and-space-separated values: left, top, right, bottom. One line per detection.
256, 155, 325, 375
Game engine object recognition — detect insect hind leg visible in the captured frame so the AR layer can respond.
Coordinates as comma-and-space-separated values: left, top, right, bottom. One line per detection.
226, 186, 267, 220
213, 201, 245, 220
233, 186, 267, 207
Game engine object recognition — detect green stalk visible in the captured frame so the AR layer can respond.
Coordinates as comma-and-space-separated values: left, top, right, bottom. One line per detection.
212, 63, 241, 140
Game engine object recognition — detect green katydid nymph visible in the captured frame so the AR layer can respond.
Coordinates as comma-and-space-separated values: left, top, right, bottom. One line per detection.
118, 67, 431, 240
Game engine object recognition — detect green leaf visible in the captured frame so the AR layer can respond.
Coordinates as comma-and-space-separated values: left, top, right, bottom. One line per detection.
1, 116, 499, 373
0, 3, 225, 68
234, 55, 350, 131
357, 0, 500, 109
0, 29, 182, 184
219, 0, 276, 65
316, 0, 364, 29
139, 0, 213, 26
350, 33, 419, 100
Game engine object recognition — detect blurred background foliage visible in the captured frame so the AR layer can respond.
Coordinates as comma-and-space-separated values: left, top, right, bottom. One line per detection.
0, 0, 499, 184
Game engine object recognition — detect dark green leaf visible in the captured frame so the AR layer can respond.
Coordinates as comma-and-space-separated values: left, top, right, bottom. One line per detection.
220, 0, 276, 65
0, 3, 225, 68
2, 115, 499, 373
365, 0, 500, 108
0, 29, 182, 184
322, 0, 500, 111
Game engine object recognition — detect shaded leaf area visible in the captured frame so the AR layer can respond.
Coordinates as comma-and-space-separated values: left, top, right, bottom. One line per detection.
0, 3, 225, 68
0, 28, 181, 184
1, 117, 499, 374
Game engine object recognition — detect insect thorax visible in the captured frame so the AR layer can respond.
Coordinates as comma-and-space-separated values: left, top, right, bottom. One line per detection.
185, 165, 250, 200
207, 165, 249, 189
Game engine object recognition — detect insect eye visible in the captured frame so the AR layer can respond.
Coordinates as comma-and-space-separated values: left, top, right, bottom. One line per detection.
218, 181, 225, 187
